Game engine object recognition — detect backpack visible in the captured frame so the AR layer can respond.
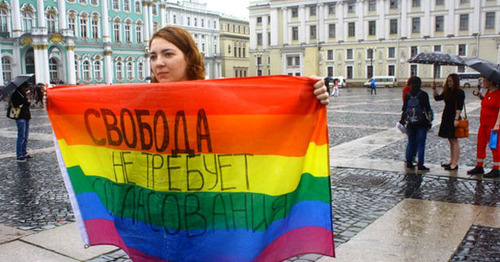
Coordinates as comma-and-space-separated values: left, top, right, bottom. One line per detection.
404, 90, 427, 126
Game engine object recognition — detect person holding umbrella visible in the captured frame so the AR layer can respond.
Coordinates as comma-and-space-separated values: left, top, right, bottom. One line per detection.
465, 59, 500, 178
432, 73, 465, 171
9, 81, 32, 162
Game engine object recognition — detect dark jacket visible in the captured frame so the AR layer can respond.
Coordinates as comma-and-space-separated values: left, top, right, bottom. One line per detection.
10, 88, 31, 120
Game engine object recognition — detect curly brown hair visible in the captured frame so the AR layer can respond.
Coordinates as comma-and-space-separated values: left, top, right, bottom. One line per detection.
149, 26, 205, 82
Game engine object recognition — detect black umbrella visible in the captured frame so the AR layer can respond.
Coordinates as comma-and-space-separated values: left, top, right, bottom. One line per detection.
408, 52, 465, 66
465, 58, 500, 85
408, 52, 465, 84
0, 74, 34, 100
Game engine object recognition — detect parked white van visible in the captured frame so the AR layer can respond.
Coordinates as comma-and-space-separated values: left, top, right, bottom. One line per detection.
364, 76, 397, 88
457, 72, 481, 88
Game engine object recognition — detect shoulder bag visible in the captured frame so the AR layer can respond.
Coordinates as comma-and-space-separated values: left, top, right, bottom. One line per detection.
454, 103, 469, 138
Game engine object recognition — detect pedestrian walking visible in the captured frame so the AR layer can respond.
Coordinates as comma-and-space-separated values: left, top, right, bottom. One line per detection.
332, 79, 339, 97
370, 78, 377, 95
34, 83, 44, 107
432, 73, 465, 171
467, 77, 500, 178
402, 76, 432, 171
9, 82, 32, 162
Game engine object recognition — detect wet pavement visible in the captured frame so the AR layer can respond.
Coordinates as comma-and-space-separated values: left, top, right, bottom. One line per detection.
0, 87, 498, 261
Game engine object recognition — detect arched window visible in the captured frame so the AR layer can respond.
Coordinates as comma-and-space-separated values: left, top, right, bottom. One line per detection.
80, 14, 88, 38
124, 22, 131, 42
91, 15, 99, 39
82, 60, 91, 81
47, 13, 57, 33
135, 22, 143, 43
116, 62, 123, 80
113, 20, 121, 42
153, 22, 159, 33
173, 15, 176, 24
25, 56, 35, 74
2, 56, 12, 83
152, 4, 157, 16
49, 57, 60, 83
137, 61, 144, 80
93, 60, 102, 80
68, 13, 76, 36
135, 0, 141, 13
75, 60, 81, 82
228, 45, 231, 53
91, 0, 98, 5
124, 0, 131, 12
112, 0, 119, 10
126, 61, 134, 80
0, 9, 8, 33
22, 11, 33, 32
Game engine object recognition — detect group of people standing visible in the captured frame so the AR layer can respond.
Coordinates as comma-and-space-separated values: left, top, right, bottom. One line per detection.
402, 73, 499, 178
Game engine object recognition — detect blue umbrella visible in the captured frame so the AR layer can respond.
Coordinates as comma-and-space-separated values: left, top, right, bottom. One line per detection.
465, 58, 500, 85
0, 74, 34, 100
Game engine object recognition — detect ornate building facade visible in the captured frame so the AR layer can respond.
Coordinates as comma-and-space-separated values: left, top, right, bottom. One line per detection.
249, 0, 500, 85
0, 0, 249, 86
220, 15, 250, 78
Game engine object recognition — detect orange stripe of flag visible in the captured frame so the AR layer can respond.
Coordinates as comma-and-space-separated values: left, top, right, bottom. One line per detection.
49, 111, 327, 156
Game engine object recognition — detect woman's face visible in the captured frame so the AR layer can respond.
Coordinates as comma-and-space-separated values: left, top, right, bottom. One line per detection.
483, 78, 495, 89
447, 76, 455, 87
150, 37, 188, 83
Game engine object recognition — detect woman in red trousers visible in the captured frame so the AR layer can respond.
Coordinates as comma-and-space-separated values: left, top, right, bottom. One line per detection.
467, 77, 500, 178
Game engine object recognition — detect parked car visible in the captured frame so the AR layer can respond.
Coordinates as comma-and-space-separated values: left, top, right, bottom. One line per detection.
364, 76, 397, 88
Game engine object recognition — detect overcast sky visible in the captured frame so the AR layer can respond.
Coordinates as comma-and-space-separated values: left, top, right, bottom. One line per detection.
205, 0, 251, 20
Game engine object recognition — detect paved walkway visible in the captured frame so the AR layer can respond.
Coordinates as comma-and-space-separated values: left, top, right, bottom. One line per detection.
0, 87, 498, 261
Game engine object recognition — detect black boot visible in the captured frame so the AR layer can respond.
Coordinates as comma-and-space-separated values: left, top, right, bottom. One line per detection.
483, 169, 500, 178
467, 166, 484, 175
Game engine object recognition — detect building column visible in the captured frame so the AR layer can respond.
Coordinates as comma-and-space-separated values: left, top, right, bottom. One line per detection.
148, 2, 154, 38
336, 2, 344, 41
298, 5, 306, 44
270, 8, 278, 46
262, 14, 268, 49
0, 46, 4, 86
37, 0, 46, 28
318, 4, 324, 43
281, 7, 289, 45
143, 1, 151, 45
145, 55, 151, 79
66, 45, 76, 85
58, 0, 67, 31
160, 3, 167, 28
422, 0, 431, 38
11, 0, 22, 38
446, 0, 456, 37
401, 0, 408, 38
101, 0, 110, 43
249, 16, 256, 49
377, 0, 385, 40
33, 44, 49, 85
104, 47, 113, 84
471, 0, 480, 35
356, 0, 365, 41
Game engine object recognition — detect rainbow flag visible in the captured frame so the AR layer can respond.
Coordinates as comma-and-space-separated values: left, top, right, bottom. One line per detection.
47, 76, 334, 261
